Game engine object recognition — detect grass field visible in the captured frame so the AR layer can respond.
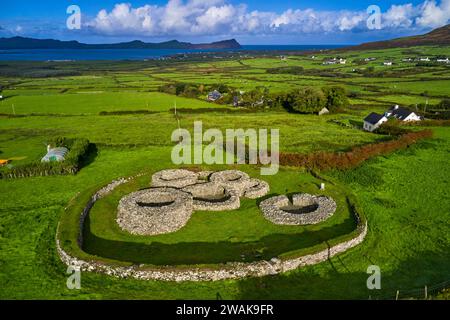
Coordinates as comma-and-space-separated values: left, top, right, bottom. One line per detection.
0, 45, 449, 299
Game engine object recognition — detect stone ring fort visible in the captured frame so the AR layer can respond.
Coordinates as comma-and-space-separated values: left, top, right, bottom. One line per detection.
57, 169, 367, 282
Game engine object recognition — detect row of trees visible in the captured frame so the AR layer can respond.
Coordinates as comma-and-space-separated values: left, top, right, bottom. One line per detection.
159, 83, 231, 99
272, 86, 349, 113
159, 81, 349, 114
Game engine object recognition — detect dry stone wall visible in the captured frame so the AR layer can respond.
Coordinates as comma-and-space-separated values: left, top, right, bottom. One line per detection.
260, 193, 337, 225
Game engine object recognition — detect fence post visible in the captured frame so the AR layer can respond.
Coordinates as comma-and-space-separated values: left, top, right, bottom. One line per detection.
424, 286, 428, 300
396, 290, 399, 300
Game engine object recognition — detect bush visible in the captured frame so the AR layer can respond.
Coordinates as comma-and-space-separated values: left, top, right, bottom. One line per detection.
266, 66, 304, 75
322, 86, 349, 112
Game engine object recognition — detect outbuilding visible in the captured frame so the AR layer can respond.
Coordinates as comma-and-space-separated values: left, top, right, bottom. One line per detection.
41, 146, 68, 163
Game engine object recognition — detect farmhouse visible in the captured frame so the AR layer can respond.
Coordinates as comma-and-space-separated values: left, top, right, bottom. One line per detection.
363, 113, 388, 132
385, 105, 422, 121
383, 61, 393, 66
207, 90, 222, 102
322, 58, 346, 65
41, 146, 68, 163
437, 57, 449, 63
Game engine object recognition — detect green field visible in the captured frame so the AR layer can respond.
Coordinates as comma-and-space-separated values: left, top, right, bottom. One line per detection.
0, 45, 449, 299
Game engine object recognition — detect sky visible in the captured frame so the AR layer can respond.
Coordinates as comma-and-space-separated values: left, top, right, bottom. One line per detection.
1, 0, 449, 44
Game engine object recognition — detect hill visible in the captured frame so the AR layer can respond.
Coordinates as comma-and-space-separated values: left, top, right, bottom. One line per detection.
0, 37, 242, 50
344, 24, 450, 51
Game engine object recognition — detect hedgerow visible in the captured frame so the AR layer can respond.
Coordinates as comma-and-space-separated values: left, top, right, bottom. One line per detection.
0, 137, 91, 179
279, 129, 432, 170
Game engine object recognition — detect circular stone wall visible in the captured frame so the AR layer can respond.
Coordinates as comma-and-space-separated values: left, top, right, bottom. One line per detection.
260, 193, 337, 225
182, 182, 240, 211
151, 169, 198, 188
210, 170, 251, 196
117, 187, 193, 235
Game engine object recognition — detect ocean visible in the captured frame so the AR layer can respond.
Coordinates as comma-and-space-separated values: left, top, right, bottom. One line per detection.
0, 45, 346, 61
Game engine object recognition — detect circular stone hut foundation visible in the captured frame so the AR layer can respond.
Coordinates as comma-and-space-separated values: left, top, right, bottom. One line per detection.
260, 193, 337, 225
117, 169, 270, 236
182, 182, 240, 211
151, 169, 198, 188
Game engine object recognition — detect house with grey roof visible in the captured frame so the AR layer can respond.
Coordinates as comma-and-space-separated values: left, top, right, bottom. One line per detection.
363, 113, 388, 132
385, 105, 422, 122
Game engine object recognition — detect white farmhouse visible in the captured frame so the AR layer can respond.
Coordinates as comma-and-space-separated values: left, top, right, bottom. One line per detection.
385, 105, 422, 122
363, 113, 388, 132
383, 61, 393, 66
437, 57, 449, 63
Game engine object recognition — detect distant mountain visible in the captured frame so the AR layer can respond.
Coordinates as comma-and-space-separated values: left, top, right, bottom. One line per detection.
0, 37, 242, 50
344, 24, 450, 51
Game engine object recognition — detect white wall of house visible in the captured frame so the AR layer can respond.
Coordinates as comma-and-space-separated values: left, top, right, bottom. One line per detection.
404, 112, 422, 122
363, 117, 388, 132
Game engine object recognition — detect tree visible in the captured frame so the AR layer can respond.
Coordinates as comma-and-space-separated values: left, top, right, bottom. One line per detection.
323, 86, 349, 111
289, 87, 326, 113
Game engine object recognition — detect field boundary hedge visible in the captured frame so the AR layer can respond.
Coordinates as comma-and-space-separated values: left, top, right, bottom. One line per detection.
280, 129, 433, 170
0, 138, 92, 179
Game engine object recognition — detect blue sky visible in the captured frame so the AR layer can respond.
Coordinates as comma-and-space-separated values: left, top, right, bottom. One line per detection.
1, 0, 449, 44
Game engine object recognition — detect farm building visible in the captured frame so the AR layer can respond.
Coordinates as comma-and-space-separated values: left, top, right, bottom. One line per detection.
207, 90, 222, 102
41, 146, 68, 163
383, 61, 393, 66
363, 113, 388, 132
385, 105, 422, 121
318, 107, 330, 116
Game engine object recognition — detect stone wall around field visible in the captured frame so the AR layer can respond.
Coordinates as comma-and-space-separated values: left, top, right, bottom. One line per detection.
57, 171, 367, 281
57, 222, 367, 282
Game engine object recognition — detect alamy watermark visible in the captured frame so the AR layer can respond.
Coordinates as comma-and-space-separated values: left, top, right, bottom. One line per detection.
367, 265, 381, 290
66, 5, 81, 30
66, 4, 384, 32
66, 265, 81, 290
171, 121, 280, 176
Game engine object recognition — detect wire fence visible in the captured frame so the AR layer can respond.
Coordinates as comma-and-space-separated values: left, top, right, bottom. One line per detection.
371, 279, 450, 300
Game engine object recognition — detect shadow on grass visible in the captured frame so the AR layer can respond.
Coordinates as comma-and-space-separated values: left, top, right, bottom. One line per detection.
233, 248, 450, 300
81, 214, 356, 266
79, 143, 98, 170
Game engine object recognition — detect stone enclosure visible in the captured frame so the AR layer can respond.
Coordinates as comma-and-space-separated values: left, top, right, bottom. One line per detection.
260, 193, 337, 225
57, 169, 367, 282
117, 169, 270, 236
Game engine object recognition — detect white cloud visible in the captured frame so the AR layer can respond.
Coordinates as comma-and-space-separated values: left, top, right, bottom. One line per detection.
416, 0, 450, 28
86, 0, 450, 37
